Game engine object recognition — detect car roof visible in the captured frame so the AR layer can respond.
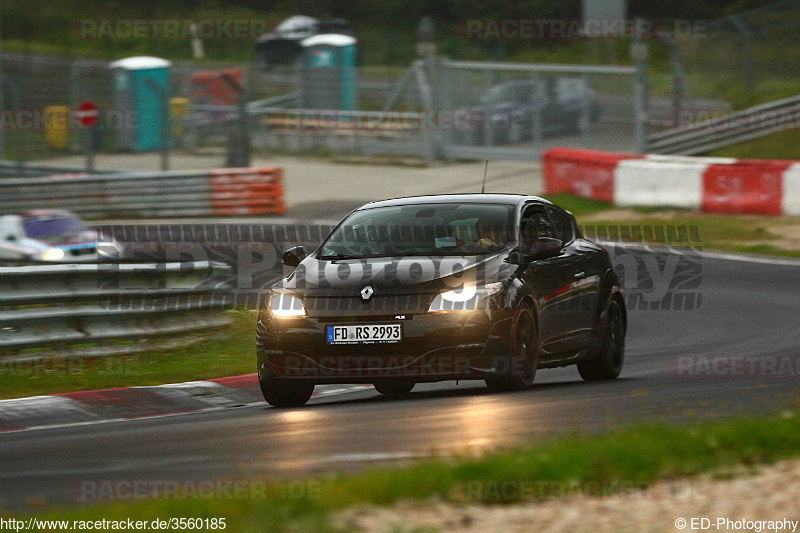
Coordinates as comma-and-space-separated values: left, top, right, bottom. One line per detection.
357, 194, 553, 210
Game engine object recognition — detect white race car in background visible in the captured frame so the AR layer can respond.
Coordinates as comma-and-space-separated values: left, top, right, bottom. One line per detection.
0, 210, 122, 263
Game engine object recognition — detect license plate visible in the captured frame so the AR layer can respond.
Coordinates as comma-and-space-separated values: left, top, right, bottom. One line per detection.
326, 324, 402, 345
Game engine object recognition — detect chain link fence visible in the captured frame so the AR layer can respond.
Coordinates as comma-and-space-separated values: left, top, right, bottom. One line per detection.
1, 51, 646, 163
674, 0, 800, 107
437, 59, 641, 160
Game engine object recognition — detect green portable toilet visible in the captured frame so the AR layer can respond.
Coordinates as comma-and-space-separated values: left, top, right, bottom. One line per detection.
300, 34, 358, 110
110, 56, 172, 151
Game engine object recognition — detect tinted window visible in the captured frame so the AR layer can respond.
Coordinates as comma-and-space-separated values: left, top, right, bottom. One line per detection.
320, 203, 515, 259
520, 206, 557, 244
548, 208, 575, 243
22, 214, 86, 238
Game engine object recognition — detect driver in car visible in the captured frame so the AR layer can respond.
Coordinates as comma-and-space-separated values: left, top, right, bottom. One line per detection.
474, 221, 504, 251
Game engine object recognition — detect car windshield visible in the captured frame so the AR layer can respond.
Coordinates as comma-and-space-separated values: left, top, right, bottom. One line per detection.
22, 214, 87, 239
483, 83, 536, 104
319, 203, 514, 259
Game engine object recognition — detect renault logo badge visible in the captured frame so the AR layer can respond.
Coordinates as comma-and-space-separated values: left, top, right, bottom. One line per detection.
360, 285, 375, 301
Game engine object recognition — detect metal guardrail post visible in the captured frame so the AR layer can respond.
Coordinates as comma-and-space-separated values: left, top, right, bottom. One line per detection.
581, 72, 592, 148
531, 74, 543, 145
658, 34, 686, 128
221, 73, 251, 167
632, 22, 649, 154
727, 15, 756, 94
438, 57, 454, 150
0, 15, 5, 161
483, 69, 494, 149
415, 58, 436, 161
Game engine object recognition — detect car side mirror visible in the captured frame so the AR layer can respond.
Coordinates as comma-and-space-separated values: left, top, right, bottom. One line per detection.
282, 246, 307, 268
529, 237, 563, 260
508, 237, 562, 264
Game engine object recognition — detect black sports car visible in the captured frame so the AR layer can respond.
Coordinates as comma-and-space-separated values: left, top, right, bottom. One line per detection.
257, 194, 626, 407
459, 78, 602, 145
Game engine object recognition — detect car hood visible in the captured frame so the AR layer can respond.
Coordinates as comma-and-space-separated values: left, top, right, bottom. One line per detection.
277, 252, 513, 295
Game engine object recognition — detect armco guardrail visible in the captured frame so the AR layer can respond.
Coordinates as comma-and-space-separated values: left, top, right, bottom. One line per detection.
543, 147, 800, 216
646, 94, 800, 155
0, 160, 117, 177
0, 261, 233, 360
0, 167, 286, 217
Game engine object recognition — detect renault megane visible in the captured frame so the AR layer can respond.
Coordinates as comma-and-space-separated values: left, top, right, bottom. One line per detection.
256, 194, 626, 407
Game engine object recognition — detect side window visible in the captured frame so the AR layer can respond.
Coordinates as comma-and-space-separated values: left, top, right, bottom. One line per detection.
520, 206, 557, 245
548, 208, 575, 243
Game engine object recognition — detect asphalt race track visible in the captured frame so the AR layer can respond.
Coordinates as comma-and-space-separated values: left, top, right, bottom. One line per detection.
1, 249, 799, 508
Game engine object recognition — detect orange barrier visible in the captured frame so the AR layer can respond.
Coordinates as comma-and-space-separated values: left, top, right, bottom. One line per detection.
208, 167, 286, 216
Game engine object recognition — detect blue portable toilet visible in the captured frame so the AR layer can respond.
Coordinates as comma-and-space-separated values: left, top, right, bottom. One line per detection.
109, 56, 172, 151
300, 34, 358, 110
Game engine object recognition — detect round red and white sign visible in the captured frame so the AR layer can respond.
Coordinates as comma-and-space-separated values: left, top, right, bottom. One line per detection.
76, 101, 99, 127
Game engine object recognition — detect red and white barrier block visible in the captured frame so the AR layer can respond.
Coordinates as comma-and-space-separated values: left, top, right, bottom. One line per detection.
209, 167, 286, 216
543, 147, 800, 216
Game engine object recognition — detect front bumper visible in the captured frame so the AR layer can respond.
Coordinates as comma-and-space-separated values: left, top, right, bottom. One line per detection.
257, 307, 514, 383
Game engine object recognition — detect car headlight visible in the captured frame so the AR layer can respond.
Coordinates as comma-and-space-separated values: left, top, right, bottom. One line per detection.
428, 282, 503, 313
38, 248, 65, 262
268, 290, 307, 318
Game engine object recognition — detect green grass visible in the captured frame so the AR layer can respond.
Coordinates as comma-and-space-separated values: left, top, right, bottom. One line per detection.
580, 215, 800, 258
23, 411, 800, 531
543, 194, 800, 258
707, 128, 800, 160
0, 310, 257, 400
578, 212, 800, 255
544, 194, 617, 217
581, 213, 773, 242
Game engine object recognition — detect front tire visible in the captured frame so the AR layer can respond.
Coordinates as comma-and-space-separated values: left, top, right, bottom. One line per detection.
259, 380, 314, 407
486, 308, 539, 392
578, 297, 625, 381
374, 380, 415, 397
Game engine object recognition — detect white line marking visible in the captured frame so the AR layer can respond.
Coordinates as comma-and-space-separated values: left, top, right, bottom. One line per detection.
0, 385, 372, 435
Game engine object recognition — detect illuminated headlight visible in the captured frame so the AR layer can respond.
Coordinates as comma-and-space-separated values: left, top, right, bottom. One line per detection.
428, 282, 503, 313
38, 248, 65, 262
268, 290, 307, 318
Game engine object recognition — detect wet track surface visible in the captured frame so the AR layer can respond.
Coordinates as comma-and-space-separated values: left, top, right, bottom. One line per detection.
1, 252, 799, 507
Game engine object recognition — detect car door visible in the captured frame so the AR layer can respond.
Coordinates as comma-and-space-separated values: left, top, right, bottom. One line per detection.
548, 207, 597, 349
518, 204, 578, 357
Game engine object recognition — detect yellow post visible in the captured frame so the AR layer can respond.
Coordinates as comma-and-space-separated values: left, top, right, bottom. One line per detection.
170, 97, 189, 143
44, 106, 70, 149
